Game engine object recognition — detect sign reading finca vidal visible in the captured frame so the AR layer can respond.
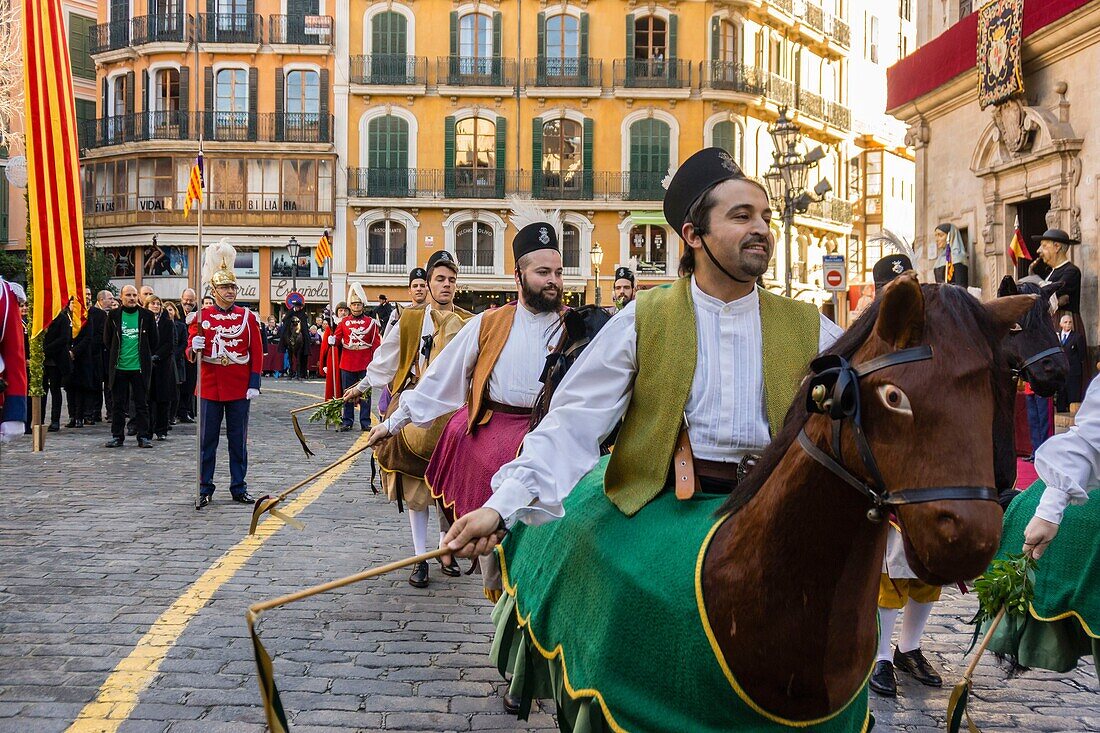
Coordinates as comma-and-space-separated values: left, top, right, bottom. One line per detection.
272, 279, 329, 303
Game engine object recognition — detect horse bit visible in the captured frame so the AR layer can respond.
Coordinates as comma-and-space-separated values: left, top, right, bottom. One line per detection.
797, 345, 998, 523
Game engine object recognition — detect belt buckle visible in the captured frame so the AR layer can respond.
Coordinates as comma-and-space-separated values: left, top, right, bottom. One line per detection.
220, 355, 230, 366
737, 454, 760, 483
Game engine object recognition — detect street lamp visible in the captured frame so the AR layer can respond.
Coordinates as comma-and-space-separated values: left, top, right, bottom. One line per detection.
590, 241, 604, 306
287, 236, 301, 296
765, 107, 832, 297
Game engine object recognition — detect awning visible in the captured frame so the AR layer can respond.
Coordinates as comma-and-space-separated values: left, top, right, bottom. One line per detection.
629, 210, 669, 227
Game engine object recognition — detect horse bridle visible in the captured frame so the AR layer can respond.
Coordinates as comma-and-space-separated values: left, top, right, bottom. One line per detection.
1011, 345, 1063, 381
797, 345, 998, 523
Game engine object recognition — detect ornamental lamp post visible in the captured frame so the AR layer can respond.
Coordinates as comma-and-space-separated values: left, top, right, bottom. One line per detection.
287, 235, 301, 297
765, 107, 832, 297
590, 241, 604, 306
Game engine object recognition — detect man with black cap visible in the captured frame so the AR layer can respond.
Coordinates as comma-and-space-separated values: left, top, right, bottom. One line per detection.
346, 253, 473, 587
366, 204, 567, 600
1033, 227, 1088, 396
612, 266, 636, 310
872, 252, 913, 294
442, 147, 842, 568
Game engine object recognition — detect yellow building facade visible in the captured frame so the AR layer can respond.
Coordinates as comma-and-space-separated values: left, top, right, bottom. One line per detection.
82, 0, 337, 318
339, 0, 855, 311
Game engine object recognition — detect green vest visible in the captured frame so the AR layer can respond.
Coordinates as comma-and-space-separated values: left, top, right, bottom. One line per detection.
605, 277, 822, 516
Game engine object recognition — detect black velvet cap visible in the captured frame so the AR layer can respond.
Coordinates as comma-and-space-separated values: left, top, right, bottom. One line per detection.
409, 267, 427, 284
614, 266, 635, 284
513, 222, 559, 261
426, 250, 458, 275
873, 254, 913, 292
663, 147, 745, 234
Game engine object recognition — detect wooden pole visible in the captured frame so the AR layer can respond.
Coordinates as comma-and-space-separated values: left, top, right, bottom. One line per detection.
193, 32, 205, 508
248, 443, 371, 533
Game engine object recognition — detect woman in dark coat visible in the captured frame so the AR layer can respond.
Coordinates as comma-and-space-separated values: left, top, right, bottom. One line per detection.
147, 296, 177, 440
165, 302, 188, 427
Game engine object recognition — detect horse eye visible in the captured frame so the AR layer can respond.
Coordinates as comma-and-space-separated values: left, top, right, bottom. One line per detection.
877, 384, 912, 415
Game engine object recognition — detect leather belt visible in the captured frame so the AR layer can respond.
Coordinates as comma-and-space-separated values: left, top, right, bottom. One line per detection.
485, 400, 533, 416
695, 459, 740, 482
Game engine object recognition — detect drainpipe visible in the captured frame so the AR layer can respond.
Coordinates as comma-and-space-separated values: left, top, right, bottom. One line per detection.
516, 0, 522, 200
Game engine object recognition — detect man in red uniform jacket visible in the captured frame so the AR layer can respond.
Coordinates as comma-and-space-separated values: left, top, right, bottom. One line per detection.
0, 277, 27, 444
189, 239, 264, 509
319, 301, 349, 400
331, 282, 380, 431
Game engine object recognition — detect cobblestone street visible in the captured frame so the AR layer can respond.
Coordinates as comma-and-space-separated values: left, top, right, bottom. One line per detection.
0, 383, 1095, 732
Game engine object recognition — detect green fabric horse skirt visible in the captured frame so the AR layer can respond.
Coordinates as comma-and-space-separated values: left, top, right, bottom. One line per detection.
491, 456, 872, 732
988, 480, 1099, 674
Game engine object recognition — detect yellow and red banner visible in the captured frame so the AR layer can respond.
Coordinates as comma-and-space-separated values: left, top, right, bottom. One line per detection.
1008, 216, 1031, 266
184, 153, 204, 217
314, 230, 332, 267
23, 0, 86, 336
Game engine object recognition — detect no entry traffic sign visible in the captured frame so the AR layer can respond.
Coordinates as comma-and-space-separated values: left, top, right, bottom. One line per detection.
823, 254, 846, 292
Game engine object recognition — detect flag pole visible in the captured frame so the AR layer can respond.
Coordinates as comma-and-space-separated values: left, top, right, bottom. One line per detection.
326, 234, 337, 399
193, 27, 205, 508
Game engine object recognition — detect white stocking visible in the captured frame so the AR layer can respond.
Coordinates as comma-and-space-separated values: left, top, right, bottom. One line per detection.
409, 508, 429, 556
898, 600, 934, 653
877, 607, 899, 662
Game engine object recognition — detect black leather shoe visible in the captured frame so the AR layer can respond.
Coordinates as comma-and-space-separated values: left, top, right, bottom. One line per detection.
894, 647, 943, 687
65, 420, 77, 428
47, 422, 60, 432
155, 434, 167, 441
232, 492, 256, 504
409, 561, 430, 588
105, 437, 124, 448
869, 660, 897, 697
74, 419, 84, 428
439, 556, 462, 577
502, 692, 521, 715
138, 437, 153, 448
179, 416, 195, 424
336, 424, 353, 432
195, 495, 212, 510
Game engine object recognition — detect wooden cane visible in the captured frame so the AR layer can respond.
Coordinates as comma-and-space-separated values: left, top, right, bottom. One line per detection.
247, 547, 450, 733
946, 606, 1008, 733
289, 401, 329, 457
248, 443, 372, 534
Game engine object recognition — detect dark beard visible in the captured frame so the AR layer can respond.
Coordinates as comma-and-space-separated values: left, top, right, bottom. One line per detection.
520, 274, 561, 313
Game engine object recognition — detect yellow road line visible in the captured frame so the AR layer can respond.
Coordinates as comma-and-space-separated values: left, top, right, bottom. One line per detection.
67, 434, 371, 733
265, 387, 323, 400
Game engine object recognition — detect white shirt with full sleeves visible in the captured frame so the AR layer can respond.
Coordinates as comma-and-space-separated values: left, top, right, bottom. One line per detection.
485, 278, 844, 527
383, 304, 562, 433
358, 303, 434, 392
1033, 375, 1099, 524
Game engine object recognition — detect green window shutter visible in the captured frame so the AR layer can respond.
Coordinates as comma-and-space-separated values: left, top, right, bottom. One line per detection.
75, 98, 96, 147
531, 118, 543, 198
247, 67, 258, 140
140, 69, 148, 113
669, 14, 678, 60
69, 15, 95, 80
625, 14, 634, 56
203, 66, 213, 138
444, 115, 456, 197
124, 70, 134, 137
494, 116, 506, 198
493, 11, 502, 56
711, 17, 720, 62
319, 68, 330, 142
449, 11, 458, 55
537, 11, 546, 65
274, 67, 284, 141
178, 66, 189, 137
582, 117, 593, 199
0, 175, 7, 246
579, 13, 590, 83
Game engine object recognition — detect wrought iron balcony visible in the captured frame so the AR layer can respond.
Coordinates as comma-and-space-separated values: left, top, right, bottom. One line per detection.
81, 111, 334, 149
805, 197, 852, 225
346, 168, 668, 202
524, 58, 601, 88
272, 112, 332, 143
362, 262, 411, 274
451, 256, 497, 275
769, 0, 794, 15
796, 89, 825, 121
196, 13, 262, 44
701, 61, 767, 95
350, 55, 428, 85
825, 101, 851, 130
90, 19, 130, 55
131, 14, 189, 45
613, 58, 692, 89
438, 57, 518, 87
348, 168, 435, 198
801, 2, 825, 33
269, 15, 332, 45
764, 72, 795, 107
827, 15, 850, 47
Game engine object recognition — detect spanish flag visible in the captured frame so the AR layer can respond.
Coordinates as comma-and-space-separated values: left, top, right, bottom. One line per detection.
1008, 215, 1031, 266
23, 0, 86, 336
314, 229, 332, 267
184, 154, 204, 217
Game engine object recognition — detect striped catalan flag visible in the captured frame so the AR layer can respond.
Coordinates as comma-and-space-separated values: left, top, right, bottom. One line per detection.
184, 154, 204, 217
23, 0, 86, 336
314, 229, 332, 267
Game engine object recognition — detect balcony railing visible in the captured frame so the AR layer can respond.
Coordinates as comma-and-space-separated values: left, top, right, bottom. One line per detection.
131, 14, 189, 45
346, 169, 667, 202
438, 57, 518, 87
796, 89, 825, 121
362, 262, 411, 274
90, 19, 130, 54
770, 0, 794, 14
827, 15, 850, 47
197, 13, 262, 44
613, 58, 692, 89
350, 54, 428, 85
764, 72, 795, 107
806, 197, 852, 225
701, 61, 767, 95
269, 14, 332, 45
525, 58, 601, 88
82, 112, 334, 149
452, 256, 497, 275
825, 101, 851, 130
801, 2, 825, 33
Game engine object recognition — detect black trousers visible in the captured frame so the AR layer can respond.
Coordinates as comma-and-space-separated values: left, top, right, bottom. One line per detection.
152, 397, 172, 436
178, 362, 196, 419
65, 386, 94, 422
111, 370, 150, 440
42, 364, 66, 425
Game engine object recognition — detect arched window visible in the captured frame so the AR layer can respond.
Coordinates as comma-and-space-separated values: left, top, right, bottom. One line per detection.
459, 13, 493, 74
455, 117, 496, 194
711, 121, 742, 164
545, 14, 579, 78
541, 118, 582, 196
562, 223, 581, 272
628, 118, 670, 200
213, 68, 248, 139
633, 15, 666, 59
366, 115, 410, 195
370, 11, 409, 83
629, 224, 668, 270
717, 18, 737, 62
455, 220, 495, 272
284, 70, 320, 140
367, 220, 408, 270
